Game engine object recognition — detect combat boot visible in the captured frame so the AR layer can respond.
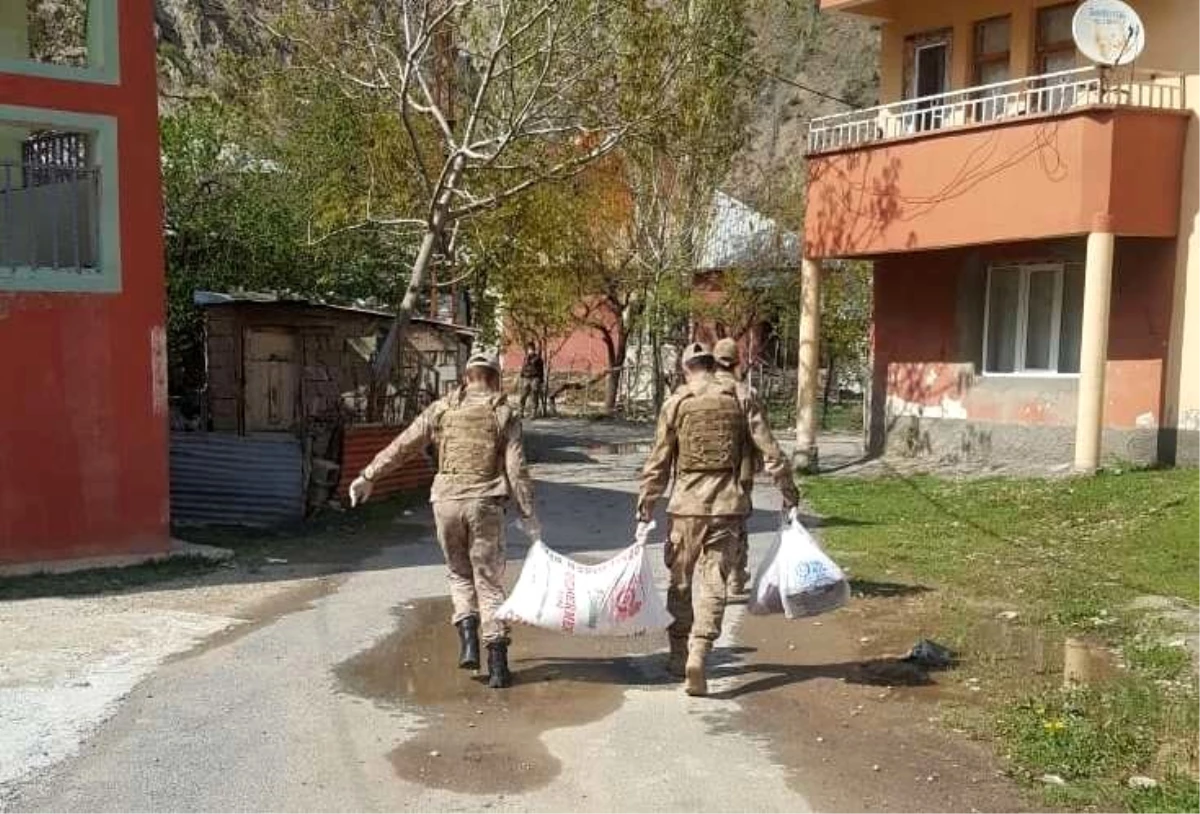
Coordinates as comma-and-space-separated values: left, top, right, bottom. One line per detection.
486, 641, 512, 689
666, 637, 687, 677
685, 640, 712, 697
455, 615, 480, 670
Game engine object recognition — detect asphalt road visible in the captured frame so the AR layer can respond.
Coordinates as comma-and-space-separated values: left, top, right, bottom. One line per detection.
6, 419, 1023, 813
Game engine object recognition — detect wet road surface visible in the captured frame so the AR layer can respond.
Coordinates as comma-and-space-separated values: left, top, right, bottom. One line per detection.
7, 419, 1027, 812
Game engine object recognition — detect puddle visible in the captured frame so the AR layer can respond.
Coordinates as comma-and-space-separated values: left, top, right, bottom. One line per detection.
586, 441, 653, 456
172, 576, 341, 662
335, 597, 667, 794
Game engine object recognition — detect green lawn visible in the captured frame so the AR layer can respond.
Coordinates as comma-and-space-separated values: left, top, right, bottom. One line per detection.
803, 468, 1199, 812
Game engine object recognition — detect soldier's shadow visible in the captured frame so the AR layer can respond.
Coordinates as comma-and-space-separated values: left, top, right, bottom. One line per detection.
707, 648, 938, 700
513, 646, 759, 688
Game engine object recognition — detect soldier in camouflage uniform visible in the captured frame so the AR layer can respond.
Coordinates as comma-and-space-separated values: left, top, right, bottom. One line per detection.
637, 341, 798, 697
349, 352, 538, 689
713, 337, 759, 595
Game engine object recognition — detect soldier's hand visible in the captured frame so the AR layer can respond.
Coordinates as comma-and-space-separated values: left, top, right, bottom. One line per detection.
635, 519, 655, 546
518, 515, 542, 543
349, 476, 373, 507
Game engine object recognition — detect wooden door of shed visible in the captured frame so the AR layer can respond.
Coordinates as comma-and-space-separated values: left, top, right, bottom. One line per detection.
243, 329, 299, 432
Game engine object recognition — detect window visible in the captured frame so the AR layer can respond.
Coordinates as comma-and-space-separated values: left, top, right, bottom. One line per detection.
973, 16, 1012, 121
974, 16, 1011, 85
0, 0, 118, 84
1036, 3, 1078, 74
903, 29, 951, 132
0, 105, 119, 292
983, 262, 1083, 375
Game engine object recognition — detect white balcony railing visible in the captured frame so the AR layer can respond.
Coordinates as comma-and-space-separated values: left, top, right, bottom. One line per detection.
0, 162, 100, 273
807, 66, 1185, 154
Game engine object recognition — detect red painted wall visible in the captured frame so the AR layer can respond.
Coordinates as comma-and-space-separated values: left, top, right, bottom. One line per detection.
0, 0, 169, 563
873, 237, 1176, 431
806, 109, 1188, 259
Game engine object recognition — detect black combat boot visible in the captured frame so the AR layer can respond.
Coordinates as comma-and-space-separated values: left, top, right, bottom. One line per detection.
486, 641, 513, 689
455, 615, 480, 670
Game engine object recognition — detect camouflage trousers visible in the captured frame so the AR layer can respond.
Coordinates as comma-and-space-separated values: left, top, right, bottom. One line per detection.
432, 497, 511, 643
665, 515, 742, 647
731, 491, 753, 586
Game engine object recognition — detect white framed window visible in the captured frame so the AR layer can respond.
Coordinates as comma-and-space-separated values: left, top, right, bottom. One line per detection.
0, 0, 119, 84
982, 262, 1083, 375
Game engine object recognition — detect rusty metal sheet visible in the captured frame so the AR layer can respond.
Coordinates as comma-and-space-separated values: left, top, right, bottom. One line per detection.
338, 425, 435, 502
170, 432, 304, 526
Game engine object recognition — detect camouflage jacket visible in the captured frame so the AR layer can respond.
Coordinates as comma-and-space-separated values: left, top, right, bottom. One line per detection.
362, 383, 535, 516
638, 372, 798, 519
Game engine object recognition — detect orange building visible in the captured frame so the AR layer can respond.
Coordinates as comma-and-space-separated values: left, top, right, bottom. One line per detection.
0, 2, 170, 563
801, 0, 1197, 469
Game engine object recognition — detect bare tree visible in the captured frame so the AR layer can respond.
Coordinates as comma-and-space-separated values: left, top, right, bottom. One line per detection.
262, 0, 660, 381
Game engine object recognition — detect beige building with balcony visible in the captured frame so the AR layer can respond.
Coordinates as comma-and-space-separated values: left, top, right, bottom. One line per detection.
798, 0, 1198, 468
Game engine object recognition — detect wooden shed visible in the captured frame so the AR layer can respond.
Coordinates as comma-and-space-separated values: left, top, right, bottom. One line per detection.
195, 291, 475, 436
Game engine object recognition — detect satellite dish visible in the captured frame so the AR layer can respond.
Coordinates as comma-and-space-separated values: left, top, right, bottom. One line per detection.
1072, 0, 1146, 66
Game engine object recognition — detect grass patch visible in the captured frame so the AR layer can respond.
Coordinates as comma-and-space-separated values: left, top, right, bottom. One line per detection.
803, 468, 1199, 810
1126, 643, 1194, 682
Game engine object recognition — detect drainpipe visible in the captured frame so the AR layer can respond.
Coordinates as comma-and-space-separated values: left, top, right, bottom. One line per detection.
1074, 217, 1115, 473
795, 257, 822, 472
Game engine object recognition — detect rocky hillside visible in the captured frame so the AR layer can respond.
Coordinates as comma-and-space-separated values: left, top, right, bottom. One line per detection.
154, 0, 267, 103
148, 0, 877, 218
728, 2, 880, 228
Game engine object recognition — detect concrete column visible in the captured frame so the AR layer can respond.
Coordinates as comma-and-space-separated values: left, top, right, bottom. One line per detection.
795, 257, 822, 472
1074, 224, 1116, 472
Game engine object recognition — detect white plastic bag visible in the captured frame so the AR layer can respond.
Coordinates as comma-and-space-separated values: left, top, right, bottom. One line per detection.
749, 516, 849, 619
496, 534, 671, 636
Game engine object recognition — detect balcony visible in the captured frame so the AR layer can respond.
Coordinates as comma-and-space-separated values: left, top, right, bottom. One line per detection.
803, 67, 1190, 258
808, 67, 1183, 154
0, 162, 100, 276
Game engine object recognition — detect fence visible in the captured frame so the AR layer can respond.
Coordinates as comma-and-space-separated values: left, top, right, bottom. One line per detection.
0, 162, 99, 273
170, 433, 306, 526
807, 66, 1185, 154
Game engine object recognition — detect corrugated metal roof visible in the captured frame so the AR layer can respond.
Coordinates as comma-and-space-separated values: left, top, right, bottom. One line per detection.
698, 190, 800, 272
192, 291, 477, 335
338, 425, 435, 503
170, 433, 305, 526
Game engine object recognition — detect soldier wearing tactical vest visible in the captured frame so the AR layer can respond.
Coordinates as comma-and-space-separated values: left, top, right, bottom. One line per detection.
637, 341, 799, 697
349, 352, 539, 689
713, 337, 760, 595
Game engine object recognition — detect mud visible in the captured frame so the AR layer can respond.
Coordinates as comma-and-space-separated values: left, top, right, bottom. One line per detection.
724, 597, 1030, 812
171, 576, 343, 662
335, 597, 667, 794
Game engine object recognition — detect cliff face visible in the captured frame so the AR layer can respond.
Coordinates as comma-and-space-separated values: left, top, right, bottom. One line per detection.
32, 0, 876, 218
154, 0, 268, 103
729, 3, 880, 227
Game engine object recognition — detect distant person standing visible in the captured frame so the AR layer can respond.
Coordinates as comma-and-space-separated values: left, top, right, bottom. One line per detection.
349, 352, 539, 689
637, 342, 798, 697
519, 343, 546, 418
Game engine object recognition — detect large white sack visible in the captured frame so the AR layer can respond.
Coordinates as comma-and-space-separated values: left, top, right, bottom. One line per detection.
496, 538, 671, 636
749, 515, 850, 619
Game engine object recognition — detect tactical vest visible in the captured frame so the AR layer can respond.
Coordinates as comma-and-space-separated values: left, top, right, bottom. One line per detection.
437, 395, 502, 481
675, 384, 745, 474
